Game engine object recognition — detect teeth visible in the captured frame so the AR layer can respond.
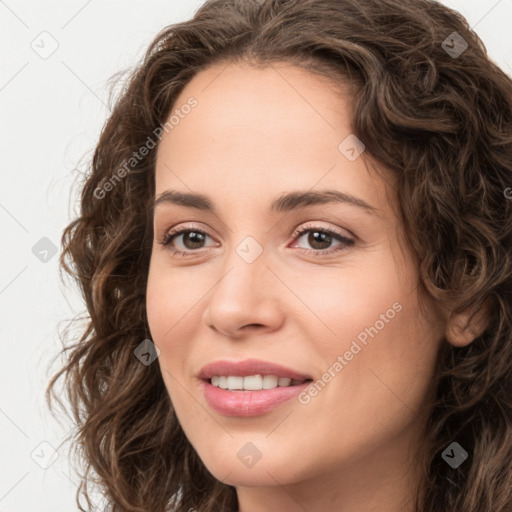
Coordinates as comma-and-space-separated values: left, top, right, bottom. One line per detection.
243, 374, 262, 390
210, 374, 303, 391
263, 375, 278, 389
227, 376, 244, 390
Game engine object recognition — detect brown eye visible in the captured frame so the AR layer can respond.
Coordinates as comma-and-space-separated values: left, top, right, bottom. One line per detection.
177, 231, 207, 250
291, 225, 355, 257
304, 230, 333, 250
160, 228, 215, 256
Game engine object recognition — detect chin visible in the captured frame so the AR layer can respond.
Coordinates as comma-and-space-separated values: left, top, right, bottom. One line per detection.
209, 463, 301, 488
196, 440, 308, 487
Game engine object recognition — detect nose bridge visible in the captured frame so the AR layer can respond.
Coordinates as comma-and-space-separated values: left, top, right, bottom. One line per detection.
214, 233, 271, 305
202, 232, 284, 336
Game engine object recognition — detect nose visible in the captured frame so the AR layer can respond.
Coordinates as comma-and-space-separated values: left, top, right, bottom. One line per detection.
201, 247, 285, 339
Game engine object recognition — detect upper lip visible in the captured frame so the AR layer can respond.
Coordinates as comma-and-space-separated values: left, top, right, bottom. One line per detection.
198, 358, 313, 381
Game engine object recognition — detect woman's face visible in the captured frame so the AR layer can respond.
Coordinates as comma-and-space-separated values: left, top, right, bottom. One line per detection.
146, 62, 445, 494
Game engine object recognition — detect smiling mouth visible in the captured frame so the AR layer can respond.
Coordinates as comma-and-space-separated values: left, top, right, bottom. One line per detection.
208, 374, 313, 391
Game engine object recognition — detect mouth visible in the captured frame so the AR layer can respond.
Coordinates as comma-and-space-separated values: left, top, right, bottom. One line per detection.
200, 376, 313, 417
197, 359, 314, 417
207, 374, 312, 391
198, 358, 313, 383
201, 375, 311, 418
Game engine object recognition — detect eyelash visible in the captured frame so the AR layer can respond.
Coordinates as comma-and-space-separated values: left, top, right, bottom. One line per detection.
158, 223, 355, 258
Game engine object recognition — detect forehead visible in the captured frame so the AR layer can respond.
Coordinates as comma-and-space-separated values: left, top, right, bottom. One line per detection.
154, 62, 396, 218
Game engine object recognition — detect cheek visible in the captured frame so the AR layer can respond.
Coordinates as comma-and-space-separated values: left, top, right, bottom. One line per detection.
286, 257, 407, 355
146, 258, 201, 346
146, 258, 218, 413
321, 290, 441, 438
146, 266, 170, 344
146, 262, 192, 381
146, 273, 192, 419
294, 255, 440, 419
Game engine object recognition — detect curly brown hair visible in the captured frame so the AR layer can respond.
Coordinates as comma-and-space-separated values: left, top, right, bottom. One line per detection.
47, 0, 512, 510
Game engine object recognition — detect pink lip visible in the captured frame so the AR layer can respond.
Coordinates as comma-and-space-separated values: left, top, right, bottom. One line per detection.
201, 380, 312, 417
197, 358, 312, 381
197, 358, 313, 417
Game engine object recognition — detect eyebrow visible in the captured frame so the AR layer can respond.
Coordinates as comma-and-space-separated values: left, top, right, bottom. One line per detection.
153, 189, 379, 215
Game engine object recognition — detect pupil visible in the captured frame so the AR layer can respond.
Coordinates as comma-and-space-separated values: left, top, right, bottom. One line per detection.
184, 232, 205, 249
309, 231, 331, 249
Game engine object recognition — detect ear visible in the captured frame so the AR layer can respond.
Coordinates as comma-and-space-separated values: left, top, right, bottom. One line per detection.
445, 297, 494, 347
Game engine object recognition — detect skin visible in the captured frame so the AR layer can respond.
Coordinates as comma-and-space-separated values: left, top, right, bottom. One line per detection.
146, 62, 485, 512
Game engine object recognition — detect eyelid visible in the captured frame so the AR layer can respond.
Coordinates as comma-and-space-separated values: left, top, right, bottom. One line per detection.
158, 221, 355, 257
289, 221, 353, 244
158, 222, 218, 247
288, 222, 355, 255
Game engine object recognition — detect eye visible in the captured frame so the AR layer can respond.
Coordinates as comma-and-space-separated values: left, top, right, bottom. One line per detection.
157, 222, 355, 258
289, 223, 355, 257
158, 225, 217, 257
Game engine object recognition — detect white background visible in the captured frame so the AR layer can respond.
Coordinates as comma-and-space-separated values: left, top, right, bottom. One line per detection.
1, 1, 511, 511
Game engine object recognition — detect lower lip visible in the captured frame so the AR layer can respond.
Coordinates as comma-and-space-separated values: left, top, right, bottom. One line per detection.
201, 379, 311, 417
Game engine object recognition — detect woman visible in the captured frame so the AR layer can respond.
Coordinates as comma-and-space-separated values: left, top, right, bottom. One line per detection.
47, 0, 512, 511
